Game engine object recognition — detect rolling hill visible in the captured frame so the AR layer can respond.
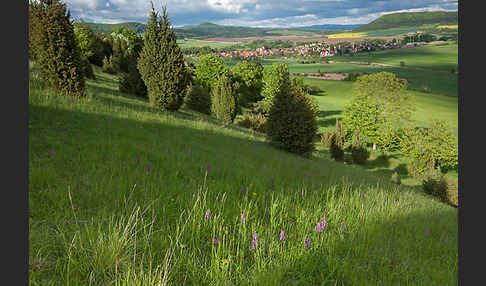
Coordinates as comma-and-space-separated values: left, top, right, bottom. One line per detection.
81, 21, 361, 39
353, 11, 458, 32
81, 11, 457, 39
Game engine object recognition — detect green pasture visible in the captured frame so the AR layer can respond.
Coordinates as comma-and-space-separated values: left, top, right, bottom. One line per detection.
334, 43, 458, 71
29, 65, 457, 285
281, 62, 457, 97
296, 77, 458, 133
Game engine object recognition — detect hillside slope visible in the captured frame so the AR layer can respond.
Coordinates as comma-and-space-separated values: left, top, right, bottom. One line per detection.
353, 11, 458, 32
28, 66, 457, 285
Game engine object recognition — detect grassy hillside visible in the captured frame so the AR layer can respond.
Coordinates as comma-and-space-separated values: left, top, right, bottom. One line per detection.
353, 11, 458, 32
29, 64, 457, 285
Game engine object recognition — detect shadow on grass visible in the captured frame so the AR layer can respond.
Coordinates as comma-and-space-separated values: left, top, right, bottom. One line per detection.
316, 110, 342, 129
362, 153, 401, 170
29, 103, 458, 284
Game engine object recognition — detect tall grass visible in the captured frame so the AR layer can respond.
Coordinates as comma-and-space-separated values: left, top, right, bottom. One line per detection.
29, 66, 457, 285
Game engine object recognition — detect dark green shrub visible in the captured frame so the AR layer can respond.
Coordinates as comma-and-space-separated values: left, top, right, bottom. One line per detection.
102, 55, 116, 74
330, 119, 345, 161
391, 172, 401, 185
119, 55, 147, 98
266, 76, 318, 157
351, 129, 370, 164
138, 5, 188, 111
400, 61, 406, 67
184, 83, 211, 115
422, 167, 448, 202
81, 57, 96, 80
211, 74, 238, 123
29, 0, 85, 97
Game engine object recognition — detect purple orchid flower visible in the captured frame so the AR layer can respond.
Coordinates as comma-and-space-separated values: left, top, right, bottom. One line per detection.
205, 209, 210, 221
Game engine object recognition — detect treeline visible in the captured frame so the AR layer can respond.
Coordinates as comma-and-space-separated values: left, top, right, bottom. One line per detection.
83, 22, 146, 35
81, 21, 285, 40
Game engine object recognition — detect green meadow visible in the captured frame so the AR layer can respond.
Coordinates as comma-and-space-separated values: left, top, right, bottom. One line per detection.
334, 43, 458, 71
29, 57, 458, 285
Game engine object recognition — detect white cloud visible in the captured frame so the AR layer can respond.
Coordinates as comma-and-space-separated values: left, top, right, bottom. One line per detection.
207, 0, 257, 14
64, 0, 458, 27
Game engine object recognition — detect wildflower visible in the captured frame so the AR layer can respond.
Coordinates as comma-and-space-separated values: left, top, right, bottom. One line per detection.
243, 185, 247, 194
252, 192, 257, 197
221, 258, 229, 264
309, 171, 312, 180
426, 228, 430, 237
305, 237, 310, 249
147, 164, 151, 173
250, 239, 256, 251
241, 213, 245, 224
300, 190, 303, 197
250, 232, 258, 251
49, 148, 54, 158
341, 221, 344, 230
137, 154, 140, 163
205, 209, 210, 221
321, 216, 326, 229
207, 163, 210, 173
280, 230, 285, 241
215, 235, 219, 245
317, 223, 322, 233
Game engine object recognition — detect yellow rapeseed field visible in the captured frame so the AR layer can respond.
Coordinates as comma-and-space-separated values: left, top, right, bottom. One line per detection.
327, 32, 367, 39
437, 25, 458, 29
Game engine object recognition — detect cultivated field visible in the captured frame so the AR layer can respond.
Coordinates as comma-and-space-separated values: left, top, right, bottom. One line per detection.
177, 39, 239, 48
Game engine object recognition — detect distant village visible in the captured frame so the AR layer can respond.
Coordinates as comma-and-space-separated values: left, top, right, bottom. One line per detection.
216, 39, 436, 60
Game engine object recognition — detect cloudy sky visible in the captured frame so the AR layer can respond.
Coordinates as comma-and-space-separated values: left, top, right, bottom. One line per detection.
66, 0, 458, 28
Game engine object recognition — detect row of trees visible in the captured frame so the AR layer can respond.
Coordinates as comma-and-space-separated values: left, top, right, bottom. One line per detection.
29, 0, 147, 97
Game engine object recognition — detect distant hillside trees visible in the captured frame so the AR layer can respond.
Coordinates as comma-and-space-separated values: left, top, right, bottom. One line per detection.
342, 72, 414, 153
138, 4, 188, 111
29, 0, 85, 97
